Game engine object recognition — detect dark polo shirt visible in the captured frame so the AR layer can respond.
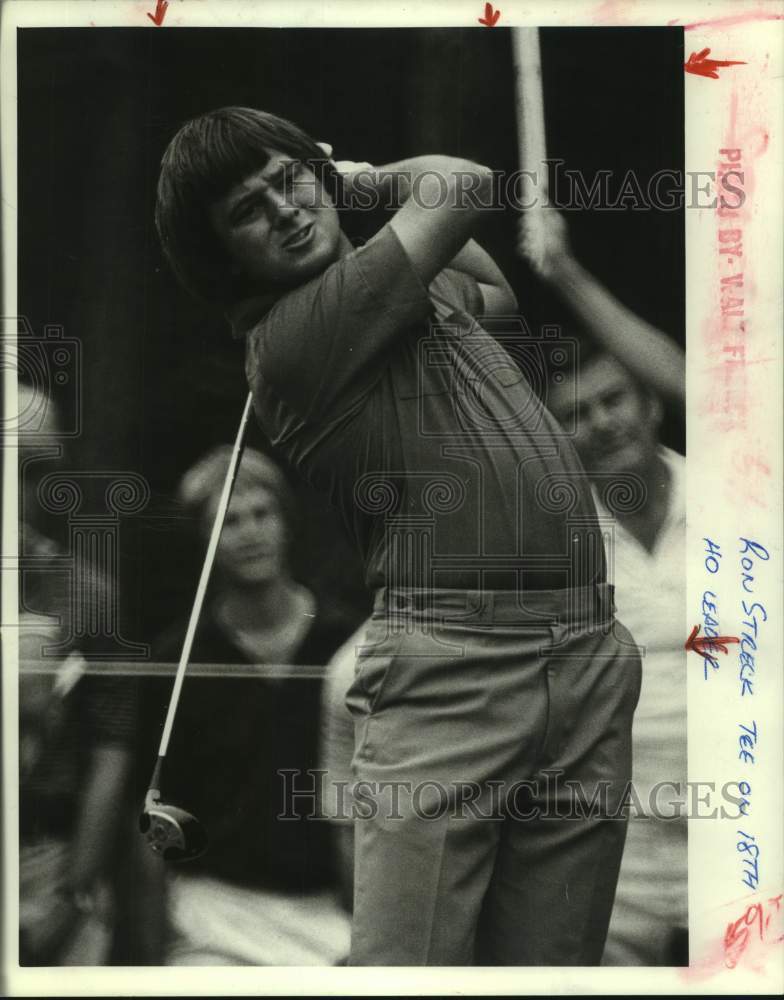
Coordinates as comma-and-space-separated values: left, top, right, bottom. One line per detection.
234, 225, 604, 592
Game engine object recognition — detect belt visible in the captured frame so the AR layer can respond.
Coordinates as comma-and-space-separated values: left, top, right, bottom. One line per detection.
374, 583, 615, 629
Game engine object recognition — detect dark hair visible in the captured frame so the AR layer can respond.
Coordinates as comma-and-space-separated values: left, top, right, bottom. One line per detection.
177, 445, 293, 526
577, 339, 646, 390
155, 107, 342, 305
540, 328, 651, 404
176, 445, 298, 580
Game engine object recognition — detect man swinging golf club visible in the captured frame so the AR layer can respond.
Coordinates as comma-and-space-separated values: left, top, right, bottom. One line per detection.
152, 106, 642, 966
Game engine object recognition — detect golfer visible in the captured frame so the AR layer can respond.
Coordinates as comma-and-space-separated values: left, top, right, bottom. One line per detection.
155, 107, 642, 966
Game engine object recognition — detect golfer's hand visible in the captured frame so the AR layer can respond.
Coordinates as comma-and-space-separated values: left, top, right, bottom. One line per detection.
517, 208, 573, 281
316, 142, 374, 179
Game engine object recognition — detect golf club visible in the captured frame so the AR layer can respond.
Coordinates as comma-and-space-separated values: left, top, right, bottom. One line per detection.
139, 391, 254, 861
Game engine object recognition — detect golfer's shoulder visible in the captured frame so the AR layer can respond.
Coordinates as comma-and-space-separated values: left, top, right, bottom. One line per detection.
244, 226, 431, 378
240, 248, 366, 351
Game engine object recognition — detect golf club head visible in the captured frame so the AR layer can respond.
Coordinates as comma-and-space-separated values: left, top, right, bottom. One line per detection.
139, 790, 208, 862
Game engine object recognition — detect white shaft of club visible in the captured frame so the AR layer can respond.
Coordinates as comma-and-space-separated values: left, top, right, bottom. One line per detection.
512, 27, 548, 203
157, 391, 254, 758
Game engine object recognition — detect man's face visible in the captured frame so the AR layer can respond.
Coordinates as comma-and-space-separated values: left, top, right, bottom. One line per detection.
548, 354, 661, 477
209, 150, 342, 290
206, 484, 287, 586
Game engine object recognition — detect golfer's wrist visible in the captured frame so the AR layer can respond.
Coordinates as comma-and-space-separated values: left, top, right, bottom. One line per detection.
540, 251, 583, 288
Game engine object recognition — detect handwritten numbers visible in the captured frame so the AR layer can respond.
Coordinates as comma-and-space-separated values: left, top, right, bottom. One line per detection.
724, 895, 784, 969
736, 829, 760, 890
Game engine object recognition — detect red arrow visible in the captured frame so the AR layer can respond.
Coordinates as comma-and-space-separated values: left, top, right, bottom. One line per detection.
147, 0, 168, 26
478, 3, 501, 27
685, 624, 740, 660
685, 48, 745, 79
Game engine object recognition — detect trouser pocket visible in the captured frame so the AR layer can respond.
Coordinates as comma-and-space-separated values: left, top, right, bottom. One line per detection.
344, 617, 402, 719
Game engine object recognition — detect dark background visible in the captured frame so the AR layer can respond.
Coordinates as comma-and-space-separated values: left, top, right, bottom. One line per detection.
18, 27, 685, 644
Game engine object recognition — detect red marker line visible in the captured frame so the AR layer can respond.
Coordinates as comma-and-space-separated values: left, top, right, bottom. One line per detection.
678, 10, 784, 31
685, 624, 740, 660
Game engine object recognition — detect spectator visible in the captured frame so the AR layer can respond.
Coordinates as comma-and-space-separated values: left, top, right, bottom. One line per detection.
136, 446, 351, 965
18, 382, 138, 966
319, 621, 369, 913
519, 211, 687, 966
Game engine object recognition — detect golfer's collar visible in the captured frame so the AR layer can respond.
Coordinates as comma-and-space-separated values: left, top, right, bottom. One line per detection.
226, 238, 366, 340
226, 292, 278, 340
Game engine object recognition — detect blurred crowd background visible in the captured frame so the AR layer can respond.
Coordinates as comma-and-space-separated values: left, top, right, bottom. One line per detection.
15, 26, 685, 966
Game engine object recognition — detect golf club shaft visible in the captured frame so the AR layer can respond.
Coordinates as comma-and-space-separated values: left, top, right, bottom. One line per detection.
511, 27, 548, 201
155, 391, 255, 760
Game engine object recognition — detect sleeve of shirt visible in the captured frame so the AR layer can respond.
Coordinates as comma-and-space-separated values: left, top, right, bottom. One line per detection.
428, 267, 484, 322
243, 225, 432, 422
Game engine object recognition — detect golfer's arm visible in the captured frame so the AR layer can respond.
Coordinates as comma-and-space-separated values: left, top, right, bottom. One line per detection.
448, 240, 517, 315
347, 156, 497, 286
548, 256, 685, 405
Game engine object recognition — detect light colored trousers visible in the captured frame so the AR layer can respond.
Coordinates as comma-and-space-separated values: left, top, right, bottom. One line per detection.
346, 584, 642, 966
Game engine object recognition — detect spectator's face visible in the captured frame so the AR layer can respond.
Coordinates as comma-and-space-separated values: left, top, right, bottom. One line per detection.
209, 149, 342, 290
549, 355, 661, 477
206, 484, 287, 586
